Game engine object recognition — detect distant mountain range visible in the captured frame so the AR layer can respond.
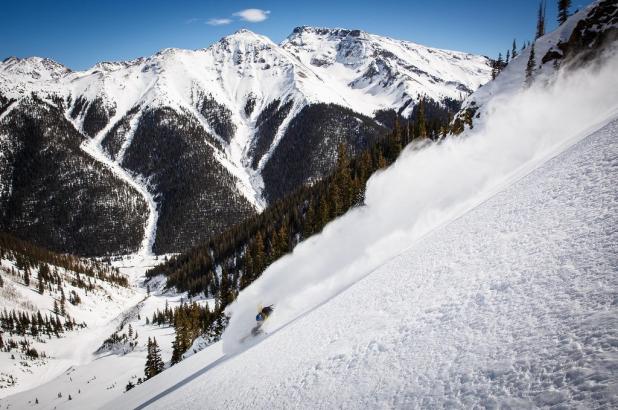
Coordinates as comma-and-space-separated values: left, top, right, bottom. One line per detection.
0, 27, 491, 255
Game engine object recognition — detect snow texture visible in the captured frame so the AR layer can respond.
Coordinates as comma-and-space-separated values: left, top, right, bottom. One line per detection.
121, 117, 618, 409
108, 38, 618, 410
0, 255, 213, 408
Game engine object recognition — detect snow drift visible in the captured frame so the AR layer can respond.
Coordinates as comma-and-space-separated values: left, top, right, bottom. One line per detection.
222, 44, 618, 352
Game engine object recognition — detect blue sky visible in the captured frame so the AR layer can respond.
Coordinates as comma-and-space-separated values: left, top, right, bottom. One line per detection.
1, 0, 593, 70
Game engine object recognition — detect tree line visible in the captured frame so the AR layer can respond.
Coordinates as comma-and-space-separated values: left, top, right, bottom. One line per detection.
0, 231, 129, 288
490, 1, 573, 84
144, 96, 459, 361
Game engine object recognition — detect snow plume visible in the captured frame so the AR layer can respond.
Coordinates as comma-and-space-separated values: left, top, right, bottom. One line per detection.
222, 45, 618, 353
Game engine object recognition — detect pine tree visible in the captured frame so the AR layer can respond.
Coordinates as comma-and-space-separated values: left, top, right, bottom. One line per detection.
493, 53, 505, 78
417, 98, 427, 139
276, 220, 289, 256
506, 50, 510, 64
145, 337, 156, 378
24, 268, 30, 286
336, 144, 353, 209
317, 195, 330, 228
170, 328, 183, 366
151, 337, 164, 374
328, 177, 342, 218
253, 231, 266, 274
327, 145, 352, 217
557, 0, 571, 25
171, 318, 189, 365
535, 0, 546, 39
525, 43, 537, 86
60, 288, 66, 316
512, 39, 518, 59
391, 117, 403, 155
303, 201, 316, 238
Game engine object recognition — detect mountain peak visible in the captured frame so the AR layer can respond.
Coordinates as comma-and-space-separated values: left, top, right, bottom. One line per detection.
290, 26, 366, 39
0, 56, 71, 80
210, 29, 275, 52
224, 28, 265, 40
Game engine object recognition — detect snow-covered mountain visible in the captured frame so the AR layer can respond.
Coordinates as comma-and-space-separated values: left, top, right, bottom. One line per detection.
282, 26, 488, 116
0, 27, 492, 255
61, 3, 618, 409
0, 2, 616, 409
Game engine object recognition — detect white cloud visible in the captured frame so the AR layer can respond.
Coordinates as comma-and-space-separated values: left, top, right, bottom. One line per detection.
207, 18, 233, 26
233, 8, 270, 23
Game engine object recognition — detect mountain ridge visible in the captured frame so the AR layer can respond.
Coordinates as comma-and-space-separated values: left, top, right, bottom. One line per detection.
0, 26, 492, 255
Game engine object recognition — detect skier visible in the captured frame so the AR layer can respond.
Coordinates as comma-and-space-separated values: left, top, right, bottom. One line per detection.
256, 305, 274, 323
251, 305, 274, 336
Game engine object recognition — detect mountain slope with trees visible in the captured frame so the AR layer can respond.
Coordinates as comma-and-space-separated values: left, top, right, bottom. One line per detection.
0, 27, 491, 256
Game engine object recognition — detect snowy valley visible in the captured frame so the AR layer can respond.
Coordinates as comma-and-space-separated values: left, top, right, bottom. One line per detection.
0, 247, 214, 407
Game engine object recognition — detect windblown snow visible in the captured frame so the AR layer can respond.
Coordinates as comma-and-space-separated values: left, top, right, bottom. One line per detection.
106, 30, 618, 410
120, 116, 618, 409
2, 6, 617, 409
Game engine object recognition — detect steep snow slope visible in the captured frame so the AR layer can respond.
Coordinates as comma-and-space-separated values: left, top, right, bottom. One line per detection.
103, 20, 618, 409
111, 86, 618, 410
221, 40, 618, 353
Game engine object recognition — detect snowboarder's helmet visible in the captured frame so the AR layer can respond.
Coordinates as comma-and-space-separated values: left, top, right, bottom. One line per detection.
256, 313, 264, 321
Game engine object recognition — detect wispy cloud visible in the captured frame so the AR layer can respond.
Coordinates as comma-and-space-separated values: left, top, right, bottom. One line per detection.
207, 17, 233, 26
233, 8, 271, 23
185, 18, 200, 24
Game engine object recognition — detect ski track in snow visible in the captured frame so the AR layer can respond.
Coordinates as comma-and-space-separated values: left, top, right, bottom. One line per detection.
116, 114, 618, 410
